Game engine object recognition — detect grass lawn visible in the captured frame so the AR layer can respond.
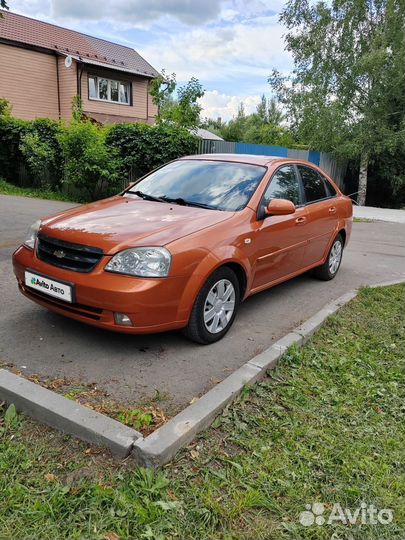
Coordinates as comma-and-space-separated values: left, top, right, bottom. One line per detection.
1, 284, 404, 540
353, 217, 375, 223
0, 179, 76, 203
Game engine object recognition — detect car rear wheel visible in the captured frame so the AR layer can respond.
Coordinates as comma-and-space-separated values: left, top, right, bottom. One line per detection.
183, 267, 240, 344
312, 234, 344, 281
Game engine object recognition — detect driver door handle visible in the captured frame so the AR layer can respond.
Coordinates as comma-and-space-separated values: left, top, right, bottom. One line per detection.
329, 206, 337, 214
295, 216, 307, 225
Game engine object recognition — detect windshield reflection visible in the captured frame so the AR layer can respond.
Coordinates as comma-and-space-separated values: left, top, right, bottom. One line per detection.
127, 160, 267, 211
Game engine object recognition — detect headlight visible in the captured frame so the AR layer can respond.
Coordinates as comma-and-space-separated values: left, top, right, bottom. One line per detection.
24, 220, 41, 249
105, 247, 171, 277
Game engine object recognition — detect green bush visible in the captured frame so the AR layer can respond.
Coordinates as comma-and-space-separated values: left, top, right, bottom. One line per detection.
0, 98, 12, 117
106, 122, 198, 180
0, 108, 198, 202
0, 115, 28, 183
0, 111, 63, 190
57, 120, 121, 201
20, 118, 63, 189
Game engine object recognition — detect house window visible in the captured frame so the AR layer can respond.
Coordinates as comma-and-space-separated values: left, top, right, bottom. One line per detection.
88, 75, 131, 105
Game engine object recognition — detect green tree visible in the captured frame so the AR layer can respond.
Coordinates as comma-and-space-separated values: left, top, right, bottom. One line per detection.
244, 123, 296, 147
215, 94, 293, 146
255, 95, 284, 126
256, 94, 268, 123
269, 0, 405, 205
242, 96, 287, 144
267, 98, 284, 126
220, 118, 245, 142
149, 71, 204, 129
217, 102, 246, 140
200, 116, 225, 137
166, 77, 204, 129
202, 95, 295, 147
149, 69, 176, 116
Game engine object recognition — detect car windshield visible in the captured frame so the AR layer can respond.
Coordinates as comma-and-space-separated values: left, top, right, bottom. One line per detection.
126, 160, 267, 211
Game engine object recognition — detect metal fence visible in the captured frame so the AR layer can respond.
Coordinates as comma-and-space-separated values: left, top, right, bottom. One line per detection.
198, 139, 236, 154
319, 153, 347, 189
197, 139, 347, 189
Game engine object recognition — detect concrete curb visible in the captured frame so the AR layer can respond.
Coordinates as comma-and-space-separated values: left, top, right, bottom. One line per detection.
132, 278, 405, 467
1, 278, 403, 463
366, 278, 405, 288
0, 369, 142, 457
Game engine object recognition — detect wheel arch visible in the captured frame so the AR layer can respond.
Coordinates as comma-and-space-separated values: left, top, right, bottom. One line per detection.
338, 228, 347, 246
222, 261, 248, 300
176, 250, 251, 323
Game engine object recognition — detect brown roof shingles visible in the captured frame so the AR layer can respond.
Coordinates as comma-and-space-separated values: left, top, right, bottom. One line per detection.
0, 10, 159, 78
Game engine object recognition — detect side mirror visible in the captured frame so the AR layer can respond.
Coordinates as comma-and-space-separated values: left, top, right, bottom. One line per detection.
265, 198, 296, 216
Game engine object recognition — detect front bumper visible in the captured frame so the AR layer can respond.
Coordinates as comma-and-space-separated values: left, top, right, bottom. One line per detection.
13, 245, 190, 334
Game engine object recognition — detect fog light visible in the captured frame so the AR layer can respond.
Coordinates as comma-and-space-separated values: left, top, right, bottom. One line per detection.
114, 313, 133, 326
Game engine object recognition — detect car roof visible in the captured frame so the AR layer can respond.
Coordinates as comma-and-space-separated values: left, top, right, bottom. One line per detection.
181, 153, 286, 166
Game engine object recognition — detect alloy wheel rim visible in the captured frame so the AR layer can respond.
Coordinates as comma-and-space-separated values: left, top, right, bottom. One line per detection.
329, 240, 342, 274
203, 279, 236, 334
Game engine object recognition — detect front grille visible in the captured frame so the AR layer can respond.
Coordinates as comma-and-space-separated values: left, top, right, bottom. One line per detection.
37, 234, 103, 273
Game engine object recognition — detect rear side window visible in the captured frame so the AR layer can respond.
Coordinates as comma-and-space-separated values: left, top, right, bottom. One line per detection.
298, 166, 327, 203
263, 166, 301, 206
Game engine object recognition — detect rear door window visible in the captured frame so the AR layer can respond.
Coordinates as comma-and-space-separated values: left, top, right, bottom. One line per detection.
263, 166, 301, 206
298, 166, 328, 203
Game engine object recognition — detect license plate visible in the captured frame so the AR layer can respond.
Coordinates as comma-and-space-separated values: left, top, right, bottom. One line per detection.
25, 271, 73, 303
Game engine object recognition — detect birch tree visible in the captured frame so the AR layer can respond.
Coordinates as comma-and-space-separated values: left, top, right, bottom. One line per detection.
269, 0, 405, 205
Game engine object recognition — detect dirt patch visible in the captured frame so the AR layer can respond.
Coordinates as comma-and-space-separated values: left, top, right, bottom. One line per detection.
1, 363, 168, 436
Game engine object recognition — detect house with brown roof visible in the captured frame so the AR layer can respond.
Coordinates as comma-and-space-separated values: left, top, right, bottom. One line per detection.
0, 11, 159, 124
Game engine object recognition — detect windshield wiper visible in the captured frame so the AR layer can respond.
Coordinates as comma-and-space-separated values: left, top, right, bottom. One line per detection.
160, 196, 217, 210
129, 191, 218, 210
131, 190, 165, 203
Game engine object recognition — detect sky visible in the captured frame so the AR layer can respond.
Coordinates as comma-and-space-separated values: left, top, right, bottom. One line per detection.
8, 0, 293, 120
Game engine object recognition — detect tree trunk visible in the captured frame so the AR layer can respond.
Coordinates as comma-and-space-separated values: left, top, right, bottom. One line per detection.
357, 151, 369, 206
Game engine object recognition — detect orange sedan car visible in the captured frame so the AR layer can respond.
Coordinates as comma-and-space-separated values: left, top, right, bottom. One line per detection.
13, 154, 352, 344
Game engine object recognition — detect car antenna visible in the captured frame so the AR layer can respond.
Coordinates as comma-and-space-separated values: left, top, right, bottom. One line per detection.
345, 191, 360, 205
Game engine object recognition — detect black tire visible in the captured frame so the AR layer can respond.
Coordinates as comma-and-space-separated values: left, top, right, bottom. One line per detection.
312, 233, 344, 281
183, 267, 240, 344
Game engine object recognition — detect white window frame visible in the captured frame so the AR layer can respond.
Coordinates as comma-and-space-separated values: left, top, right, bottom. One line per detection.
88, 75, 131, 105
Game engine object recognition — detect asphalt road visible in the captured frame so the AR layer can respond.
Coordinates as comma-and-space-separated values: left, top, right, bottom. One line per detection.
1, 194, 404, 414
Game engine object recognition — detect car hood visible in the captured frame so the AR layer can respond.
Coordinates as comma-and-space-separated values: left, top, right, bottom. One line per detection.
39, 196, 234, 254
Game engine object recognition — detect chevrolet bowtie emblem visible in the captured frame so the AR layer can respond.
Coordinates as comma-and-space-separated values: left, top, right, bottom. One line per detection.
53, 249, 65, 259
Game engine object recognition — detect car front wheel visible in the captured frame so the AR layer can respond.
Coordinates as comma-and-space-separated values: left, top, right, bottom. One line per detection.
183, 267, 240, 344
